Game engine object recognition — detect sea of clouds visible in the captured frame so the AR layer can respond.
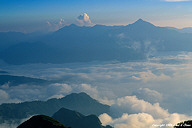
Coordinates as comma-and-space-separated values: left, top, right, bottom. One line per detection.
0, 51, 192, 128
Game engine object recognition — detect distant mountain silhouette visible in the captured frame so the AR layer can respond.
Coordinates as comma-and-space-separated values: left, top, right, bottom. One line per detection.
166, 27, 192, 33
0, 75, 48, 86
1, 19, 192, 64
0, 32, 46, 51
52, 107, 113, 128
0, 92, 109, 122
0, 42, 59, 64
0, 32, 26, 51
17, 115, 68, 128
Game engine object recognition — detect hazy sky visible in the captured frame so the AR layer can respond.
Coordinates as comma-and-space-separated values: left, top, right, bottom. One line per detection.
0, 0, 192, 32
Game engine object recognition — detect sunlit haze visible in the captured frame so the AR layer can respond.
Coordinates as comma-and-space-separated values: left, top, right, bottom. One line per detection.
1, 0, 192, 32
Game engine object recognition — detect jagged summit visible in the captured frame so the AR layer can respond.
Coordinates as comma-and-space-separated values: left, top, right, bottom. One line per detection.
136, 18, 145, 22
68, 23, 78, 27
129, 18, 156, 28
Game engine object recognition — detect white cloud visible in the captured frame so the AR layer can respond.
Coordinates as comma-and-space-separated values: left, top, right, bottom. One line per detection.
80, 83, 98, 99
47, 83, 72, 94
99, 112, 190, 128
110, 95, 169, 119
59, 19, 65, 25
0, 83, 73, 104
0, 89, 9, 104
77, 13, 94, 26
79, 83, 114, 105
46, 83, 72, 99
0, 116, 31, 128
132, 88, 162, 103
131, 70, 171, 82
0, 122, 18, 128
46, 18, 65, 31
101, 95, 191, 128
100, 113, 156, 128
99, 113, 113, 125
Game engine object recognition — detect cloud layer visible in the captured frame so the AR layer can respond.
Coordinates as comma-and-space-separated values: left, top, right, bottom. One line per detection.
99, 112, 189, 128
99, 95, 190, 128
1, 52, 192, 127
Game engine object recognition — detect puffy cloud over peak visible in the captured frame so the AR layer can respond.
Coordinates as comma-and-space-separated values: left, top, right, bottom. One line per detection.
77, 13, 94, 26
78, 13, 91, 23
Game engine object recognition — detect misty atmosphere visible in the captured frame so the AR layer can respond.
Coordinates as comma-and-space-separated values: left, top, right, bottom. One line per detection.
1, 0, 192, 128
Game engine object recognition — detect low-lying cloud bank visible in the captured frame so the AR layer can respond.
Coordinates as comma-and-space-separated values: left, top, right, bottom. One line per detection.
99, 95, 190, 128
0, 52, 192, 127
99, 112, 189, 128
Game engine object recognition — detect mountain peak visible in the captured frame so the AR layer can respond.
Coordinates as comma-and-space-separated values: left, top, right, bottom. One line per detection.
63, 92, 92, 100
130, 19, 155, 28
68, 23, 78, 27
136, 18, 145, 22
52, 107, 84, 124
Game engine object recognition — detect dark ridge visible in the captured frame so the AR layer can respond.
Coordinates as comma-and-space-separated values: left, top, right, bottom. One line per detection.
17, 115, 68, 128
52, 107, 113, 128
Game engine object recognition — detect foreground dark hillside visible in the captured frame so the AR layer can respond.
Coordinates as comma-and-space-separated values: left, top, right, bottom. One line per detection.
17, 115, 68, 128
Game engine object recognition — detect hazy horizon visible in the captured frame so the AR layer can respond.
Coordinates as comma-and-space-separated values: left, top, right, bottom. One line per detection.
1, 0, 192, 33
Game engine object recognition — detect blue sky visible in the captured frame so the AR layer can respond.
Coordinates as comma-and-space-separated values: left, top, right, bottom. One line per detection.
0, 0, 192, 32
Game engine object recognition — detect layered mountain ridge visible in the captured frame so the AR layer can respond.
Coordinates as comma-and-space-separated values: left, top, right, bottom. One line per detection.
1, 19, 192, 64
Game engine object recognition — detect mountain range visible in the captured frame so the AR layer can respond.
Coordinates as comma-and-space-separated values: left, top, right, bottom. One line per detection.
0, 92, 110, 123
1, 19, 192, 64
